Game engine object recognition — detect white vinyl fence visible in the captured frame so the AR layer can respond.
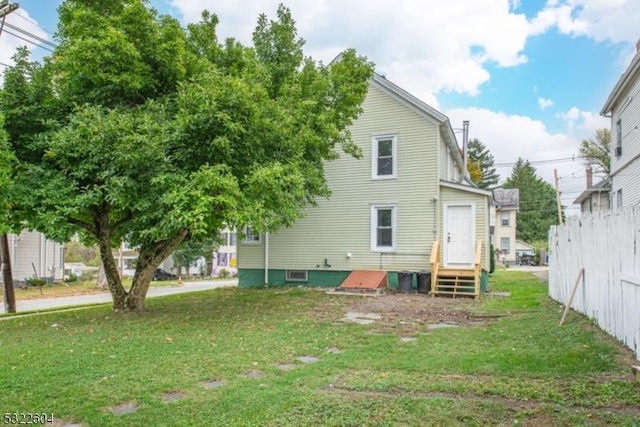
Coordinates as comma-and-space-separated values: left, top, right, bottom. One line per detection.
548, 207, 640, 361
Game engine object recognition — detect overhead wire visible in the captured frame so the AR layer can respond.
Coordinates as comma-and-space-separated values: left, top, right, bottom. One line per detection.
2, 21, 56, 48
2, 28, 55, 52
13, 10, 54, 35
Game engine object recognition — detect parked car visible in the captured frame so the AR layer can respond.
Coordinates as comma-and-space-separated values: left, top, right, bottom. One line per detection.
519, 254, 536, 266
152, 268, 176, 281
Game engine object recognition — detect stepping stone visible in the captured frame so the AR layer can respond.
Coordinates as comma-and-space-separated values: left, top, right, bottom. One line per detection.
161, 391, 186, 403
326, 347, 343, 354
428, 323, 459, 330
108, 401, 138, 416
400, 337, 417, 342
245, 370, 264, 379
200, 379, 225, 389
276, 363, 296, 371
340, 312, 382, 324
296, 356, 320, 363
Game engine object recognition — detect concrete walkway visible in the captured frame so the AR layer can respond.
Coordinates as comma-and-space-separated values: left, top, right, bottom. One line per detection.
1, 279, 238, 314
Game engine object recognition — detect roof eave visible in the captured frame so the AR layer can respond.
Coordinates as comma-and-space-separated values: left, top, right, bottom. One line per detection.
600, 52, 640, 116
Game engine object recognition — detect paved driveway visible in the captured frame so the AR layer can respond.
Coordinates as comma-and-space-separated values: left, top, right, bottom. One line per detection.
1, 279, 237, 314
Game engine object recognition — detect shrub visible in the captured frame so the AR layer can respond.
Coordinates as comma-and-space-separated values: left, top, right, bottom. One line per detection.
26, 277, 47, 287
64, 273, 78, 283
218, 268, 230, 279
490, 244, 496, 274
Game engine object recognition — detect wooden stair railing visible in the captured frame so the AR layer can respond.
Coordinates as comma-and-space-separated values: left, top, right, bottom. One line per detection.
430, 240, 483, 298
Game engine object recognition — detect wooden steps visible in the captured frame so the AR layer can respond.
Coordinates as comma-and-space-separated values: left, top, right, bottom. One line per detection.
430, 240, 482, 298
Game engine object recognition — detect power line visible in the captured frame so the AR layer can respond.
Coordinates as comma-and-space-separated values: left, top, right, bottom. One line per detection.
494, 156, 582, 167
3, 21, 56, 47
13, 10, 54, 35
2, 28, 55, 52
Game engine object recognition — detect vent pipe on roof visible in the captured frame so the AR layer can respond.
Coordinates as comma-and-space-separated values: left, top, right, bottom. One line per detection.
462, 120, 469, 181
586, 166, 593, 189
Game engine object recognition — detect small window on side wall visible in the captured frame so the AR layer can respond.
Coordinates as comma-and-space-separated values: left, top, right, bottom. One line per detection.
371, 205, 396, 252
500, 237, 510, 254
501, 211, 510, 226
286, 270, 308, 282
372, 135, 397, 179
243, 226, 260, 244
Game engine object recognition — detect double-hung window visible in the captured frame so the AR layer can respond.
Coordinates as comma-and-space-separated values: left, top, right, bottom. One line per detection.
500, 237, 510, 254
371, 205, 396, 252
501, 211, 510, 226
372, 135, 397, 179
243, 226, 260, 244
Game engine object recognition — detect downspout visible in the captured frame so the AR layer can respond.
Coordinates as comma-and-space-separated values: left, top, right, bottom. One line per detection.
264, 232, 269, 285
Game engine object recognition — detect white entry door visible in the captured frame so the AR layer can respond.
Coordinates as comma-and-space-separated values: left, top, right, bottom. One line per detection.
444, 204, 475, 266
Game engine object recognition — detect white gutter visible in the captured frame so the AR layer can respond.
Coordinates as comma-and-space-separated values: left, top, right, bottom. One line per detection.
264, 232, 269, 285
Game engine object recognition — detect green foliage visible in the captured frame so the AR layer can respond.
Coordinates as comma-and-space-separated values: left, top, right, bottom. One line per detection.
217, 268, 231, 279
503, 158, 560, 242
579, 128, 611, 176
26, 277, 47, 288
0, 0, 373, 310
64, 241, 101, 266
489, 244, 496, 274
467, 138, 499, 189
0, 113, 14, 232
64, 273, 78, 283
172, 236, 218, 270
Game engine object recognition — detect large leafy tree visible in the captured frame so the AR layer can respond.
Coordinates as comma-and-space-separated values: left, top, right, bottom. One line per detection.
0, 0, 373, 311
502, 158, 560, 242
467, 138, 499, 189
579, 128, 610, 176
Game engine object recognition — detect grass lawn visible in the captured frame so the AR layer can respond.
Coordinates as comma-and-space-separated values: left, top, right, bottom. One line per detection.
0, 270, 638, 426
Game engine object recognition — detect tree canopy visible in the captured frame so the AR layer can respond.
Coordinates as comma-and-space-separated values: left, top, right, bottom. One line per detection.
0, 0, 374, 311
502, 158, 560, 243
467, 138, 499, 189
579, 128, 611, 176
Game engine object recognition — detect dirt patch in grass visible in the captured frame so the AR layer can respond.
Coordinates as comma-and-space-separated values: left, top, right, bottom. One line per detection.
326, 292, 486, 334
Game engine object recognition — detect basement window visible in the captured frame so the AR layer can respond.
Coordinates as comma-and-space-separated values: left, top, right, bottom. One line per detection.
286, 270, 308, 282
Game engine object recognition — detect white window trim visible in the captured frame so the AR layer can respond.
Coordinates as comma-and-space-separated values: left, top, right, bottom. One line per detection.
370, 204, 397, 252
242, 226, 261, 244
371, 134, 398, 180
501, 237, 510, 254
285, 270, 308, 282
501, 211, 510, 226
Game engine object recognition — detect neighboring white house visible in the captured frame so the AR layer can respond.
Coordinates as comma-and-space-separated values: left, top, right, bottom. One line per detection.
600, 39, 640, 210
492, 188, 519, 264
573, 166, 610, 215
112, 227, 237, 278
238, 72, 492, 296
4, 231, 64, 285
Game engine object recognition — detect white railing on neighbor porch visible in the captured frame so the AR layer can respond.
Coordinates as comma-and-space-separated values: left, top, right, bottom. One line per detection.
548, 206, 640, 361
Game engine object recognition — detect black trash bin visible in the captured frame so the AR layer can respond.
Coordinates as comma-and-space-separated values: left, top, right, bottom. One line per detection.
398, 271, 413, 294
417, 270, 431, 294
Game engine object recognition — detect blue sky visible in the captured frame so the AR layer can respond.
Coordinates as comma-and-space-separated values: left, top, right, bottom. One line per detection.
2, 0, 639, 215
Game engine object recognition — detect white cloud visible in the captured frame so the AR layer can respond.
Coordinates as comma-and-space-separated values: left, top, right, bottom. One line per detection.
0, 11, 51, 75
170, 0, 533, 99
531, 0, 640, 44
446, 107, 590, 213
556, 106, 609, 135
538, 97, 554, 109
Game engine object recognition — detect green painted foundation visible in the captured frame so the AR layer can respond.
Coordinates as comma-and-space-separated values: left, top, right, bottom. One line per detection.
239, 268, 413, 289
239, 268, 490, 293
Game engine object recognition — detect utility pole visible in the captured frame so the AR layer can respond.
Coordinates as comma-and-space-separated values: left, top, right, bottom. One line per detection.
553, 168, 563, 225
0, 1, 19, 313
0, 1, 19, 35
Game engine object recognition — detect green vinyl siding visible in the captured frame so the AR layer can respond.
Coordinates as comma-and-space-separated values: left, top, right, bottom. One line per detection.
239, 83, 440, 274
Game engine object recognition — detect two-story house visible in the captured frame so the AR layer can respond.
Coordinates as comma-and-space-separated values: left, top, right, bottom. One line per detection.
601, 39, 640, 210
237, 72, 492, 297
492, 188, 519, 264
4, 231, 64, 285
573, 166, 610, 215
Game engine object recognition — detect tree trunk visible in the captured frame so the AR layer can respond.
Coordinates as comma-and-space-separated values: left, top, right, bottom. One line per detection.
96, 259, 108, 288
0, 233, 16, 313
96, 226, 128, 311
176, 264, 182, 280
125, 228, 189, 312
